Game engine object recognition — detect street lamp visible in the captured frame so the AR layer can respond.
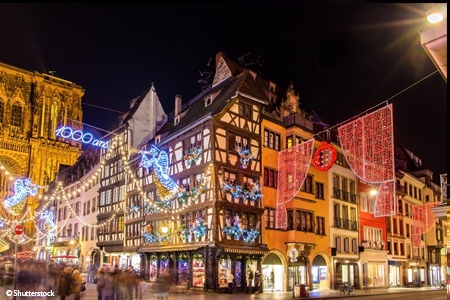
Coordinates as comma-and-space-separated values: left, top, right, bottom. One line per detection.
426, 4, 447, 24
289, 247, 299, 298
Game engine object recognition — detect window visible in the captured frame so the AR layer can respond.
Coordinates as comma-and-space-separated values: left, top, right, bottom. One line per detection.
344, 237, 349, 253
287, 210, 294, 230
368, 196, 375, 214
301, 174, 313, 193
265, 208, 275, 229
352, 238, 357, 254
238, 102, 252, 119
264, 167, 278, 188
399, 219, 404, 236
286, 136, 294, 149
11, 103, 23, 129
263, 129, 280, 150
113, 187, 119, 203
0, 100, 4, 124
74, 223, 79, 237
75, 202, 81, 215
315, 182, 324, 199
332, 174, 340, 199
234, 134, 249, 150
335, 236, 342, 253
106, 190, 112, 204
316, 216, 325, 235
360, 194, 368, 212
100, 193, 106, 206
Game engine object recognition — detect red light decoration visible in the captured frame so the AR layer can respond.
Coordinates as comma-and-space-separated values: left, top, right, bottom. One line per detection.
338, 104, 396, 217
276, 139, 314, 229
412, 202, 439, 248
313, 141, 337, 172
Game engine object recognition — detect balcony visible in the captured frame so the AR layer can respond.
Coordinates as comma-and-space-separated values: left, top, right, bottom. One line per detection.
283, 112, 314, 131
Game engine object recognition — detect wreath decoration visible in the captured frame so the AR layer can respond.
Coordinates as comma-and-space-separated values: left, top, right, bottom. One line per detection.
313, 141, 337, 172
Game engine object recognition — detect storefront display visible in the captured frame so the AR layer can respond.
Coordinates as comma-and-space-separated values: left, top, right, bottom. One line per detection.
218, 259, 231, 288
178, 259, 189, 286
149, 259, 157, 281
235, 261, 242, 287
192, 258, 205, 287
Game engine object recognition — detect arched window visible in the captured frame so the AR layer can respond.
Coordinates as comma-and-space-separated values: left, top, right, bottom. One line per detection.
11, 103, 23, 129
0, 100, 4, 124
50, 101, 59, 139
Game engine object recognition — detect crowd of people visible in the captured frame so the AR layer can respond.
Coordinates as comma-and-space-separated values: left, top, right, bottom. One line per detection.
94, 264, 141, 300
0, 260, 142, 300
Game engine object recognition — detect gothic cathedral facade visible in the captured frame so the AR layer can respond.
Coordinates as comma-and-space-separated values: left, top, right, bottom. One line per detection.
0, 62, 83, 250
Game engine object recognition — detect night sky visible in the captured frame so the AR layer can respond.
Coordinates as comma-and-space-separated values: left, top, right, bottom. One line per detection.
0, 3, 447, 178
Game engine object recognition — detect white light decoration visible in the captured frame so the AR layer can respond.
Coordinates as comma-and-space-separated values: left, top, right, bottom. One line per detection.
141, 145, 178, 201
39, 210, 57, 230
2, 178, 38, 216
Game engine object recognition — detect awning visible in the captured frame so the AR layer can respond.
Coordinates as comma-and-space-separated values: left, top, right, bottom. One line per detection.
263, 253, 282, 265
137, 243, 205, 253
51, 255, 77, 259
221, 246, 269, 255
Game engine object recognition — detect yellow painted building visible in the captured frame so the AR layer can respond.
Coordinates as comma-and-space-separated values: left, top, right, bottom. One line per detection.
261, 84, 331, 293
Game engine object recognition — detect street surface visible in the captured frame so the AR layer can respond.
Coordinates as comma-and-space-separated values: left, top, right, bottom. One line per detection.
0, 280, 446, 300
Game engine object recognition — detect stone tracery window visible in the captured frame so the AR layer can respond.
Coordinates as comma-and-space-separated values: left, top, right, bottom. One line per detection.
11, 102, 23, 130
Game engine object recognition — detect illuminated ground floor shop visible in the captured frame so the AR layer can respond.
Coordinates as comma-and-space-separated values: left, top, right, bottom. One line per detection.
332, 258, 360, 289
138, 242, 268, 293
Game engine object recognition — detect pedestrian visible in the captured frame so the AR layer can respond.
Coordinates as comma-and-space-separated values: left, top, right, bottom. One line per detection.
87, 262, 96, 283
57, 266, 74, 300
70, 269, 84, 300
247, 270, 254, 293
125, 266, 139, 300
226, 270, 234, 294
254, 270, 261, 295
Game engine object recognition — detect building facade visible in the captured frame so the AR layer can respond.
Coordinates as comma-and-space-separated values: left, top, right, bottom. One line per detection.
0, 62, 83, 253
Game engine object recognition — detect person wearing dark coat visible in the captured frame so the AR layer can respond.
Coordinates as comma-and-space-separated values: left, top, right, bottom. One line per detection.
57, 267, 74, 300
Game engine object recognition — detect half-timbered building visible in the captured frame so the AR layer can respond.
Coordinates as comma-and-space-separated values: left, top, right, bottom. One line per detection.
134, 52, 276, 293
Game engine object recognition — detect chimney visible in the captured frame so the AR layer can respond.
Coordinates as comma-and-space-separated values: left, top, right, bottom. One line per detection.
175, 95, 182, 116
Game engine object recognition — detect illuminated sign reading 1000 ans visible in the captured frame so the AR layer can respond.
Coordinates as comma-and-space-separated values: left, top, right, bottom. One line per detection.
56, 126, 109, 148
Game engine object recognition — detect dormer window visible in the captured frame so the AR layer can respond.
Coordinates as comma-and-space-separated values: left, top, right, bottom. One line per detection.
205, 96, 212, 107
155, 135, 160, 144
174, 115, 180, 125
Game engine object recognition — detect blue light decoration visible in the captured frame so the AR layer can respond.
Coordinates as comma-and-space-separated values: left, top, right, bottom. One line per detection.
222, 181, 261, 202
55, 126, 109, 148
192, 217, 207, 239
177, 224, 191, 241
223, 215, 244, 239
243, 228, 260, 243
222, 215, 260, 242
2, 178, 38, 216
126, 204, 140, 216
143, 224, 171, 243
237, 148, 254, 169
141, 145, 178, 201
177, 183, 207, 205
183, 146, 202, 167
39, 211, 57, 231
